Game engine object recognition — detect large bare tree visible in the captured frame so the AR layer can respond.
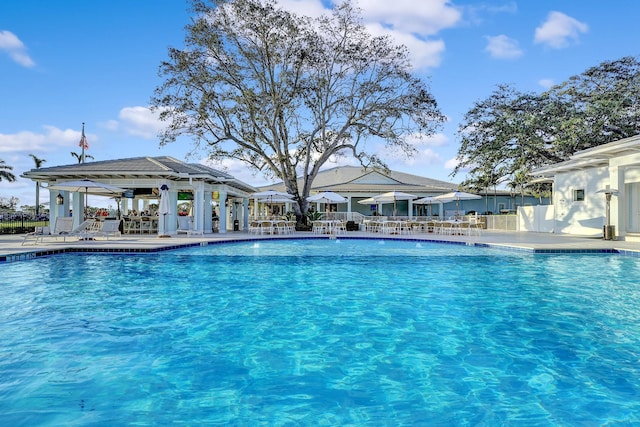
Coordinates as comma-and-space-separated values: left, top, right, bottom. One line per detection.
152, 0, 444, 220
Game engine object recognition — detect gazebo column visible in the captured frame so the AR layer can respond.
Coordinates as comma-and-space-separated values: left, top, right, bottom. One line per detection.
204, 191, 213, 233
119, 198, 127, 218
218, 190, 228, 233
193, 181, 205, 233
71, 192, 85, 227
243, 197, 249, 230
49, 188, 69, 228
167, 190, 178, 235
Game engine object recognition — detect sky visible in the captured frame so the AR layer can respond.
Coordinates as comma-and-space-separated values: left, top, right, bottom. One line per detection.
1, 0, 638, 209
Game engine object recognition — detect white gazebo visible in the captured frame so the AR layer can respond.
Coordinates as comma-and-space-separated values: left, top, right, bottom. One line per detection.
22, 156, 256, 234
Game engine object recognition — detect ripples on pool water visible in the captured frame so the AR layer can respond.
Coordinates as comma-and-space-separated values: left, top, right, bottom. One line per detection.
1, 239, 640, 426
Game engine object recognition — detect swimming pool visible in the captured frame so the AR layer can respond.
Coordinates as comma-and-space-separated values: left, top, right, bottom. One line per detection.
1, 239, 639, 425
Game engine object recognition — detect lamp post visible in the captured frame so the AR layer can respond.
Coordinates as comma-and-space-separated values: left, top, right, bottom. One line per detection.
596, 187, 619, 240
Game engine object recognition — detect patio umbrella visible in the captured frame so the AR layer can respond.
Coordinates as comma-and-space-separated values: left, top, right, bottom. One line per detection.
307, 191, 347, 218
306, 191, 347, 204
251, 190, 293, 200
158, 184, 171, 238
252, 190, 293, 216
433, 191, 481, 218
358, 191, 416, 216
413, 196, 442, 217
258, 195, 294, 217
49, 179, 125, 219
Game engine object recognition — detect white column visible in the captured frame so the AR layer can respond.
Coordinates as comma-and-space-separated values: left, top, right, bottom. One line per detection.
218, 190, 228, 233
204, 191, 213, 233
49, 188, 69, 228
243, 197, 249, 230
72, 192, 84, 228
193, 181, 205, 233
168, 190, 178, 234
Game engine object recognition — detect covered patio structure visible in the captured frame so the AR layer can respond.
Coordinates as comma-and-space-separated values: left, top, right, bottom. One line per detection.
22, 156, 256, 235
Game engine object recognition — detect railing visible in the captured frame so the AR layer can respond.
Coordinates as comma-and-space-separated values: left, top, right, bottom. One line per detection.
0, 212, 50, 234
484, 214, 518, 231
244, 212, 519, 232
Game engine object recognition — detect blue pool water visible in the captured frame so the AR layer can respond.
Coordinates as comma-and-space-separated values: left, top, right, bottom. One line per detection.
1, 239, 640, 426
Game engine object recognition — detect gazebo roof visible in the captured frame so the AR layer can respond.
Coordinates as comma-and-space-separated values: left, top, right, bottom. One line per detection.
21, 156, 256, 195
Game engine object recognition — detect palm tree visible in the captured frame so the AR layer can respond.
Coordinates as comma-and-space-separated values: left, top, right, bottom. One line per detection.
71, 152, 94, 163
0, 159, 16, 182
29, 154, 46, 216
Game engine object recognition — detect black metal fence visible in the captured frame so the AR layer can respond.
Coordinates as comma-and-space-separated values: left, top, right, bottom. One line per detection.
0, 212, 49, 234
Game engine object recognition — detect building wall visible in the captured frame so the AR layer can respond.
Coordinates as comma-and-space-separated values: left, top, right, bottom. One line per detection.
552, 166, 608, 236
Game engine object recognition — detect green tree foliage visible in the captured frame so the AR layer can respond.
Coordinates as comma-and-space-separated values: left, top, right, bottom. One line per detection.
0, 196, 19, 211
71, 152, 94, 163
0, 159, 16, 183
152, 0, 444, 218
454, 55, 640, 193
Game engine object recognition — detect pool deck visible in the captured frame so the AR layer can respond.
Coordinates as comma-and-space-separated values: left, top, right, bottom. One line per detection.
2, 229, 640, 261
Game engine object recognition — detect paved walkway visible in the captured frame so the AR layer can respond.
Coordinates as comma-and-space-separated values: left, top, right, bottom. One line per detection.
2, 229, 640, 261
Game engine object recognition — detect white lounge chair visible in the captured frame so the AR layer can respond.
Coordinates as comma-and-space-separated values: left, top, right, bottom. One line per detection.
66, 219, 97, 241
21, 225, 51, 246
22, 217, 74, 245
177, 216, 202, 236
88, 219, 122, 240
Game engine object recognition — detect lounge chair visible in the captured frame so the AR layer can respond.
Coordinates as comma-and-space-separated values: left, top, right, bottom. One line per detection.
177, 216, 202, 236
66, 219, 97, 241
22, 217, 74, 245
87, 219, 122, 240
21, 225, 51, 246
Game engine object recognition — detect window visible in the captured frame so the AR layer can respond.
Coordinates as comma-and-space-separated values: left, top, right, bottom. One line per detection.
573, 189, 585, 202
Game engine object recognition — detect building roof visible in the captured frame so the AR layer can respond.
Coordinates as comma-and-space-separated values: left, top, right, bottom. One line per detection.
533, 134, 640, 177
261, 166, 459, 195
21, 156, 256, 194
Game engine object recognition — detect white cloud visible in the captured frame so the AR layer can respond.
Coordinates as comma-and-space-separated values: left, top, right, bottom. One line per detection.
534, 11, 588, 49
117, 106, 166, 139
277, 0, 327, 19
0, 30, 35, 67
366, 22, 446, 69
406, 132, 448, 147
357, 0, 461, 35
358, 0, 461, 69
538, 78, 555, 89
0, 126, 86, 153
444, 156, 460, 170
485, 35, 523, 59
276, 0, 460, 70
101, 119, 120, 132
203, 157, 272, 187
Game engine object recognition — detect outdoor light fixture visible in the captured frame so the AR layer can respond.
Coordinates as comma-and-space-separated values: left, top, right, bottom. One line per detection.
596, 186, 619, 240
56, 193, 64, 205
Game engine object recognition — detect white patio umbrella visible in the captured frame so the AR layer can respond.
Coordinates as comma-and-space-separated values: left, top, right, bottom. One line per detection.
49, 179, 125, 219
306, 191, 347, 204
251, 190, 293, 199
258, 196, 295, 203
413, 196, 445, 217
252, 190, 293, 216
307, 191, 347, 218
258, 195, 294, 217
358, 191, 416, 216
158, 184, 171, 238
433, 191, 481, 218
